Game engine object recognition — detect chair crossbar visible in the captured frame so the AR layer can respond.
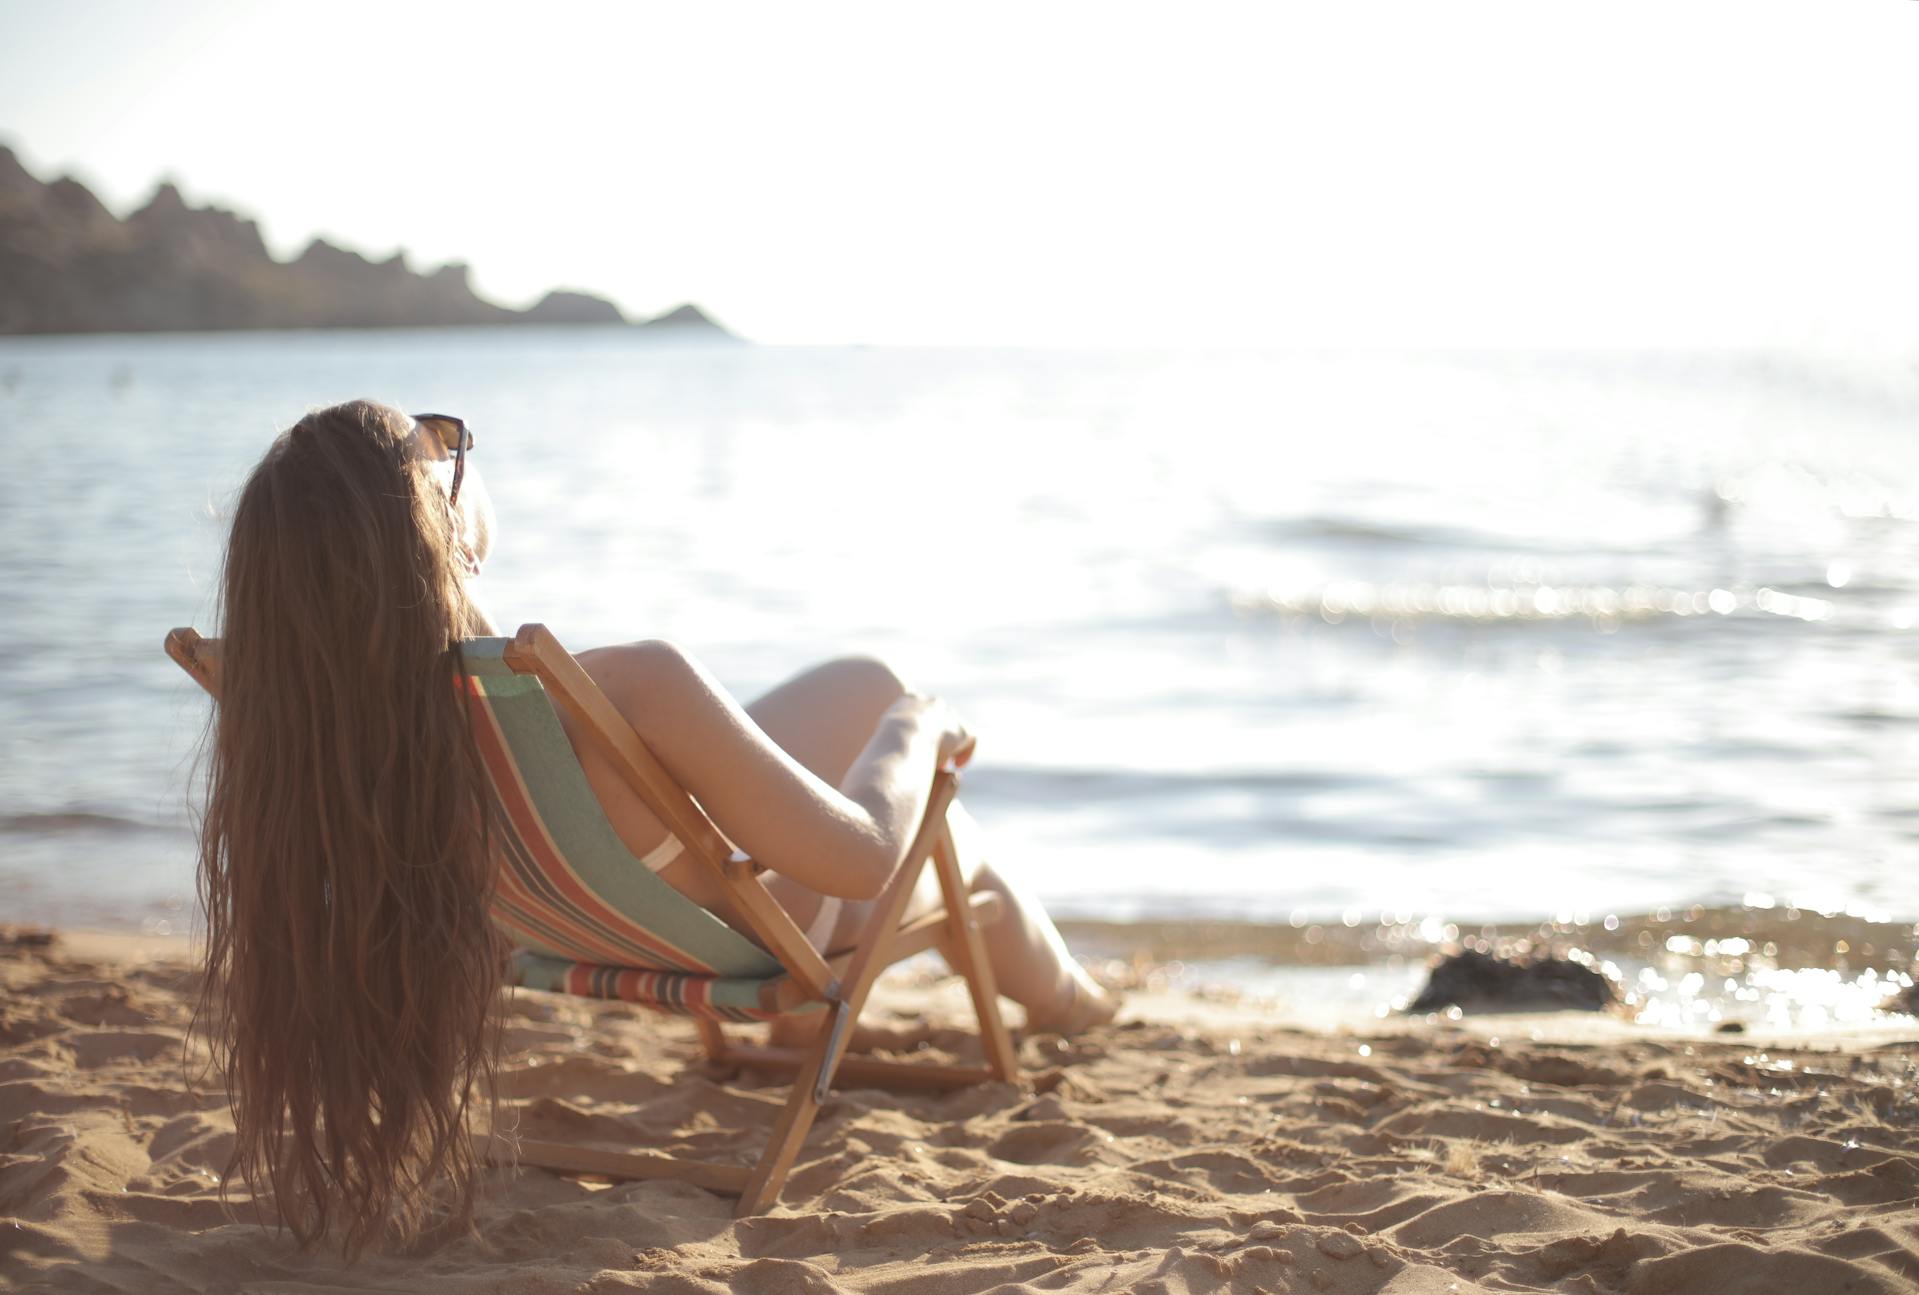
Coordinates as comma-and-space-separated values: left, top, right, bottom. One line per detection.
720, 1047, 998, 1091
769, 890, 1004, 1013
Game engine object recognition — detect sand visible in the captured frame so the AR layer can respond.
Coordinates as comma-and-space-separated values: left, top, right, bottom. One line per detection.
5, 931, 1918, 1294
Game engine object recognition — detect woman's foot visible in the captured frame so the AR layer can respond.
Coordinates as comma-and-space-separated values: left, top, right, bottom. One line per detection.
1023, 971, 1120, 1036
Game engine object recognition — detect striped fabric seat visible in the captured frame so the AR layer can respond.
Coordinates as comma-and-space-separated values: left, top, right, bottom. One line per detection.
460, 638, 789, 1021
510, 950, 792, 1022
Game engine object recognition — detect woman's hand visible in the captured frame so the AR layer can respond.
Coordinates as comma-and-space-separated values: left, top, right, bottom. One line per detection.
888, 693, 976, 769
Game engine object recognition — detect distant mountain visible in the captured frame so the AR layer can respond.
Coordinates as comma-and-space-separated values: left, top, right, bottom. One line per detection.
646, 303, 727, 329
0, 145, 734, 338
522, 289, 627, 325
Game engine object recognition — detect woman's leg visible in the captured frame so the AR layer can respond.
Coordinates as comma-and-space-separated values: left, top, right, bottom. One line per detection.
744, 657, 924, 949
745, 657, 1115, 1033
937, 802, 1116, 1032
745, 656, 914, 788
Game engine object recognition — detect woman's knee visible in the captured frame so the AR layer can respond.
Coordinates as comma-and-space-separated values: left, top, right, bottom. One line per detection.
813, 654, 910, 713
746, 654, 917, 785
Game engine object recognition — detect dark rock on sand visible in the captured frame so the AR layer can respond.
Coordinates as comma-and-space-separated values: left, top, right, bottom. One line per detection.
0, 925, 58, 950
1408, 948, 1619, 1014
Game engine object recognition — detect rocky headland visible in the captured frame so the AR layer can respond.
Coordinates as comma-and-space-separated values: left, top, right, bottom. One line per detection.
0, 145, 729, 337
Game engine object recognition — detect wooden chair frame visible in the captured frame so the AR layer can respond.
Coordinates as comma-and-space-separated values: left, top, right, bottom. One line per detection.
164, 622, 1020, 1216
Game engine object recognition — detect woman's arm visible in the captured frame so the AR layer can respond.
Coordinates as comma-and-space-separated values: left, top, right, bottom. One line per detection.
578, 640, 970, 901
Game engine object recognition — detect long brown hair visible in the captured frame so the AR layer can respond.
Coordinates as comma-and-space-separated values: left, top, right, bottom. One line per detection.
196, 399, 503, 1256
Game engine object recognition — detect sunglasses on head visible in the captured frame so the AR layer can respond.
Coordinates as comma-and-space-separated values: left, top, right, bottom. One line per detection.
412, 413, 474, 506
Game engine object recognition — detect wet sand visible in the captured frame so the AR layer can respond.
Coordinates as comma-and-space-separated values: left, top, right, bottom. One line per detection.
5, 929, 1919, 1293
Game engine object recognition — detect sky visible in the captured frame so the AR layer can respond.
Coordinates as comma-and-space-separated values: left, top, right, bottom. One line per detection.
2, 1, 1917, 348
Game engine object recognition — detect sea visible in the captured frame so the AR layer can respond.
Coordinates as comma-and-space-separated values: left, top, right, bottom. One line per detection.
2, 329, 1915, 1022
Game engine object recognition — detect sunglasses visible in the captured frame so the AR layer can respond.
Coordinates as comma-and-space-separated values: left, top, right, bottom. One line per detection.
413, 413, 474, 506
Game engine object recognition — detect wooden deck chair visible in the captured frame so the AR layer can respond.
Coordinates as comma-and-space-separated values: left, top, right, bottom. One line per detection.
164, 622, 1020, 1216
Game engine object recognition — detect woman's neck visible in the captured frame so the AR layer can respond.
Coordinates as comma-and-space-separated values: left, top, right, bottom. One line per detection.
463, 577, 502, 637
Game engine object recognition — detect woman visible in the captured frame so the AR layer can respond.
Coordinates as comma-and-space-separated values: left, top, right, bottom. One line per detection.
197, 399, 1113, 1255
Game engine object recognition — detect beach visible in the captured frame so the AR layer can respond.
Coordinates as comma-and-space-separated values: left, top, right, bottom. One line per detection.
8, 5, 1919, 1287
6, 928, 1918, 1294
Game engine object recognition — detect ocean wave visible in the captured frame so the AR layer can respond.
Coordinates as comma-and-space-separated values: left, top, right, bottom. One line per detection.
1266, 516, 1455, 546
0, 811, 184, 836
1227, 581, 1904, 628
1260, 515, 1583, 554
1056, 901, 1917, 974
959, 765, 1377, 804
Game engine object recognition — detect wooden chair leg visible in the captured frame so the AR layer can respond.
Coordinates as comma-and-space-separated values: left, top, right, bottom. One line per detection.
734, 891, 914, 1214
733, 1004, 838, 1216
735, 772, 960, 1215
696, 1018, 729, 1061
930, 818, 1020, 1081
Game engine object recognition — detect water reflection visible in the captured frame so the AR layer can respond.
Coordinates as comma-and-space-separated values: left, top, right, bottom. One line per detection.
1, 336, 1915, 934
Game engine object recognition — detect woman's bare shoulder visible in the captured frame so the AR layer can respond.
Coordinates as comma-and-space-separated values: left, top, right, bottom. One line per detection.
572, 639, 736, 737
574, 638, 693, 691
